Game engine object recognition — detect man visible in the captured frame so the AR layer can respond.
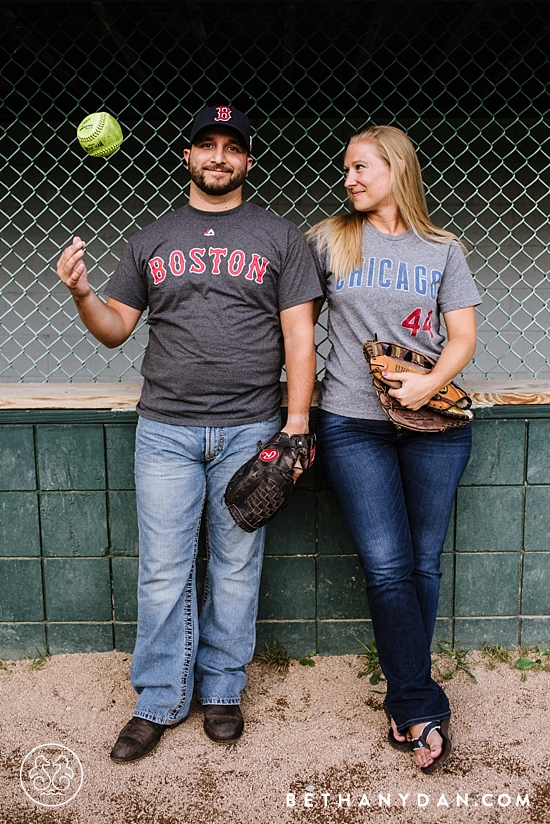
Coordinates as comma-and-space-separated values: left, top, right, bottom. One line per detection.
56, 105, 320, 762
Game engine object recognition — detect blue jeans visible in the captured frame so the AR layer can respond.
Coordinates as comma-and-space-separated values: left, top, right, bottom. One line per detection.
130, 412, 281, 725
317, 410, 471, 733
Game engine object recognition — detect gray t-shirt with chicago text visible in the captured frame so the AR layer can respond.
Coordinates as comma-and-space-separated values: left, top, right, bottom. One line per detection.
309, 221, 481, 420
105, 201, 321, 426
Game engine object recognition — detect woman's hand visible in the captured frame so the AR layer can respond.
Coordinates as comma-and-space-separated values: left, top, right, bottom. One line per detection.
383, 370, 443, 410
384, 306, 478, 411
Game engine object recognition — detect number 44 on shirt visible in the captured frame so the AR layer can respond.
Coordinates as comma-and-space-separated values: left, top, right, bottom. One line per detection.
401, 308, 434, 338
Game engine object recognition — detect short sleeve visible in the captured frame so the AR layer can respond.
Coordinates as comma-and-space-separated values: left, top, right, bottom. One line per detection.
307, 236, 330, 297
103, 237, 149, 311
437, 243, 482, 314
276, 225, 324, 311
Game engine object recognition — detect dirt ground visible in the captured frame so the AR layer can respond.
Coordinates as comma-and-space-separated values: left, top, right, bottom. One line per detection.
0, 649, 549, 824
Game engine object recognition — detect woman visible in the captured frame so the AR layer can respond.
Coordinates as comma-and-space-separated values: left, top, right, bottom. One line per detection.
308, 125, 480, 773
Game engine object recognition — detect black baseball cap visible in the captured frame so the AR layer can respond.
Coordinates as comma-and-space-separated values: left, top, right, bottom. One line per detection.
189, 105, 252, 153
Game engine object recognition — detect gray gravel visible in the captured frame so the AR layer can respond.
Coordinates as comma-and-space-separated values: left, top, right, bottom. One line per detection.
1, 651, 548, 823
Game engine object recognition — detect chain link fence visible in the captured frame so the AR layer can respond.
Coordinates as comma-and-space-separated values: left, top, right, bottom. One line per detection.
1, 0, 549, 382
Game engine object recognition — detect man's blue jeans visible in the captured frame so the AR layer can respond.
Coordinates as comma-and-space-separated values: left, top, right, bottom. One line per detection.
130, 412, 281, 725
317, 410, 471, 733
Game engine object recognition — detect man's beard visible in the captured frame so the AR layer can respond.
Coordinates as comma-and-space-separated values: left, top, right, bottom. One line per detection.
188, 161, 247, 196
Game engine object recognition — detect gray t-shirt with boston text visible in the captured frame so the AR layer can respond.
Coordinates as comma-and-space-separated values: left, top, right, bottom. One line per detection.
105, 201, 321, 426
310, 221, 481, 420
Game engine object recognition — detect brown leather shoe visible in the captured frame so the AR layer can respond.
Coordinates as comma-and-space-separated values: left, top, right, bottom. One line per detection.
203, 704, 244, 743
110, 717, 166, 763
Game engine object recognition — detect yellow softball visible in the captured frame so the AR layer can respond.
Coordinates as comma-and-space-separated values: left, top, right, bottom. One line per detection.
77, 112, 123, 157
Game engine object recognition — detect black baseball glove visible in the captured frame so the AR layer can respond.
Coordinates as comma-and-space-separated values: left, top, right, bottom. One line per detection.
224, 431, 316, 532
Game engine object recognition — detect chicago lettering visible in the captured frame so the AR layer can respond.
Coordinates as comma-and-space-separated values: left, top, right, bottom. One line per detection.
335, 257, 442, 299
147, 248, 269, 285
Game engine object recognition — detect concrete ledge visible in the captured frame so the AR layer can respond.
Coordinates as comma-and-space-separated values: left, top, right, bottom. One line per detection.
1, 380, 550, 410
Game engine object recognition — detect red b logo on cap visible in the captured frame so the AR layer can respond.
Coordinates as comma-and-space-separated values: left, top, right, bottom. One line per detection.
215, 106, 232, 122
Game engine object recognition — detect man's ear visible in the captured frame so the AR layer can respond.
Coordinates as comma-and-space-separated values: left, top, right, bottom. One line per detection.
183, 147, 190, 168
246, 155, 254, 176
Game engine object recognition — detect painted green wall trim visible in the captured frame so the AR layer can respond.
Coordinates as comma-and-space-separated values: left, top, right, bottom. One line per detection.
0, 410, 139, 424
473, 405, 550, 419
2, 404, 550, 425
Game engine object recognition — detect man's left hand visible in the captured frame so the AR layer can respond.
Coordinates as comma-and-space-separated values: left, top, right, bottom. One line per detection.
281, 416, 310, 480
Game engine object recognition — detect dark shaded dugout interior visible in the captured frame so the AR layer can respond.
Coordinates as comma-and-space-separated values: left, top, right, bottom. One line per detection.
2, 1, 548, 123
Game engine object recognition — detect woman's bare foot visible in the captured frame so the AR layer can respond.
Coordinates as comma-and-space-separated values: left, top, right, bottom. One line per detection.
390, 716, 409, 745
409, 722, 443, 769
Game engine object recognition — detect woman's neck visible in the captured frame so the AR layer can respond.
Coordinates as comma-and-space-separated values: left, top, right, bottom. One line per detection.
366, 209, 408, 236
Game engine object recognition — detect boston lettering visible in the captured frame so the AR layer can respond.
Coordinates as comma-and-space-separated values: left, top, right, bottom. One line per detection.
147, 248, 270, 285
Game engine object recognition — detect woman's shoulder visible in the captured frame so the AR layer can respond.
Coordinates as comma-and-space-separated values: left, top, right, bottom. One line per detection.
441, 239, 470, 273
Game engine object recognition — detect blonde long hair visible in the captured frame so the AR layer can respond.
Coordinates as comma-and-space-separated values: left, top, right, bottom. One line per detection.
307, 125, 465, 279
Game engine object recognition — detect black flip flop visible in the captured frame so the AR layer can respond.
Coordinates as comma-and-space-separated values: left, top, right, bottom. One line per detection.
411, 718, 452, 774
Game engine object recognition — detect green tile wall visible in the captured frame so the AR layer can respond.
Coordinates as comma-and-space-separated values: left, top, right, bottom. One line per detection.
105, 424, 136, 489
40, 492, 108, 556
522, 554, 550, 615
454, 618, 519, 649
0, 623, 46, 659
456, 487, 523, 552
521, 618, 550, 648
460, 420, 525, 485
114, 623, 137, 654
264, 489, 315, 556
437, 554, 453, 617
108, 491, 139, 555
256, 622, 316, 659
258, 557, 316, 621
48, 623, 114, 655
36, 425, 106, 490
524, 487, 550, 551
454, 553, 521, 616
317, 490, 356, 555
526, 420, 550, 484
112, 557, 139, 621
0, 426, 36, 490
317, 555, 370, 620
0, 493, 40, 556
1, 411, 550, 659
43, 558, 112, 621
0, 559, 43, 621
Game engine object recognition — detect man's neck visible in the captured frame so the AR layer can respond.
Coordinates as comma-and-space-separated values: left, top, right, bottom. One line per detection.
188, 183, 244, 212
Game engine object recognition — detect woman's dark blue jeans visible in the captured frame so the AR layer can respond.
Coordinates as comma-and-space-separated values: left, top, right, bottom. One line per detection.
317, 410, 472, 732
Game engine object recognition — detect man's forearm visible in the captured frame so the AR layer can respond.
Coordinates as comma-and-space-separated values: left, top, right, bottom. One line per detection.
280, 301, 316, 434
73, 290, 133, 348
283, 338, 316, 434
57, 237, 139, 348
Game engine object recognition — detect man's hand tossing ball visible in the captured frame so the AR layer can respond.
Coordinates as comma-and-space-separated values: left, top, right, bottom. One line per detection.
77, 112, 123, 157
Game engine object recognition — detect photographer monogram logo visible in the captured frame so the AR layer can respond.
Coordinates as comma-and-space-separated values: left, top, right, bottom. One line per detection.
20, 743, 84, 807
